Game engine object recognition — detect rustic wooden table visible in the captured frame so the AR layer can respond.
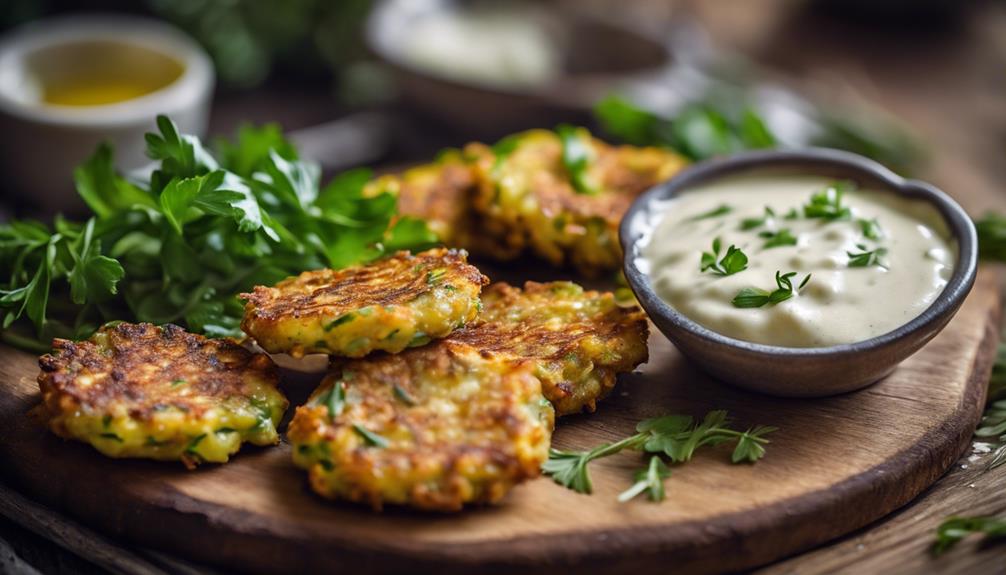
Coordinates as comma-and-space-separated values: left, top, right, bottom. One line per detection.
2, 1, 1004, 573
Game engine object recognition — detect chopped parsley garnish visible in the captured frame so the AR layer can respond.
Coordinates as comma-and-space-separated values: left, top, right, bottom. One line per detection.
740, 206, 775, 230
803, 181, 853, 221
732, 271, 811, 308
858, 217, 884, 240
700, 238, 748, 276
847, 244, 888, 268
760, 228, 798, 249
687, 204, 733, 222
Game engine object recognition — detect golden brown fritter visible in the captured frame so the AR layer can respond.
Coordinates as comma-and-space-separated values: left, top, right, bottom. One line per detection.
37, 322, 287, 468
240, 248, 488, 358
448, 281, 649, 415
467, 129, 688, 276
288, 341, 554, 511
363, 150, 511, 258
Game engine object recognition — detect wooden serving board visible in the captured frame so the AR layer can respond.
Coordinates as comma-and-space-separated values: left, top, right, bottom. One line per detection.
0, 269, 1001, 575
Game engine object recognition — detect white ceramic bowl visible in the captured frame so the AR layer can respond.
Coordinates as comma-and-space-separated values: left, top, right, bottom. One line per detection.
0, 15, 214, 212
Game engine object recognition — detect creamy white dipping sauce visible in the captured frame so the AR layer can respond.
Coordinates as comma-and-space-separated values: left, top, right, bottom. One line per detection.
639, 175, 955, 347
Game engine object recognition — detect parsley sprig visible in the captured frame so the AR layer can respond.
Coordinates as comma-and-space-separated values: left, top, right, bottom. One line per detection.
933, 517, 1006, 555
732, 271, 811, 308
847, 244, 889, 268
0, 116, 436, 351
700, 238, 748, 276
760, 229, 798, 249
543, 410, 776, 501
803, 181, 853, 221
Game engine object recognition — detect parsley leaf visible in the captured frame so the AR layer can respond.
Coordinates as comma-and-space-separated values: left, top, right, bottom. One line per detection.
688, 204, 733, 222
976, 213, 1006, 262
700, 238, 748, 276
732, 271, 811, 308
67, 219, 124, 305
592, 94, 918, 173
803, 181, 854, 221
760, 228, 798, 249
740, 206, 775, 230
617, 456, 671, 503
932, 516, 1006, 555
556, 125, 599, 195
73, 144, 156, 217
858, 217, 884, 241
847, 244, 888, 268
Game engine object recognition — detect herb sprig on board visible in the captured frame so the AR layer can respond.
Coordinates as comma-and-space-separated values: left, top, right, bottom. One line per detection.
932, 342, 1006, 554
543, 410, 776, 502
0, 115, 436, 352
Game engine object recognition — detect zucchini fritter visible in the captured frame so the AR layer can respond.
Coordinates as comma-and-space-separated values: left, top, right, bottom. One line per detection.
467, 129, 688, 276
288, 341, 554, 511
240, 248, 488, 358
448, 281, 649, 416
364, 150, 510, 258
37, 323, 287, 469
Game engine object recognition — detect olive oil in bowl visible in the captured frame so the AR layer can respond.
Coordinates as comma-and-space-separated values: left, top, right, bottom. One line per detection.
31, 40, 185, 107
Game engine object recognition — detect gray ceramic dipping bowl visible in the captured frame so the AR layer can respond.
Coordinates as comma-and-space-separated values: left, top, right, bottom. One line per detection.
620, 148, 978, 397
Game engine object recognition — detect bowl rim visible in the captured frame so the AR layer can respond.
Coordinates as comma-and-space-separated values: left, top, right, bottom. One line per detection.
364, 0, 672, 101
619, 147, 979, 359
0, 14, 214, 127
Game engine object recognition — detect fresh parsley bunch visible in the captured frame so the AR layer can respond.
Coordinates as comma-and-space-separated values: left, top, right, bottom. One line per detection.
593, 94, 920, 174
0, 116, 436, 352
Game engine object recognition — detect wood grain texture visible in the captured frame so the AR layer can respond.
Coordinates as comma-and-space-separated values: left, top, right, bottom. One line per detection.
0, 271, 999, 575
